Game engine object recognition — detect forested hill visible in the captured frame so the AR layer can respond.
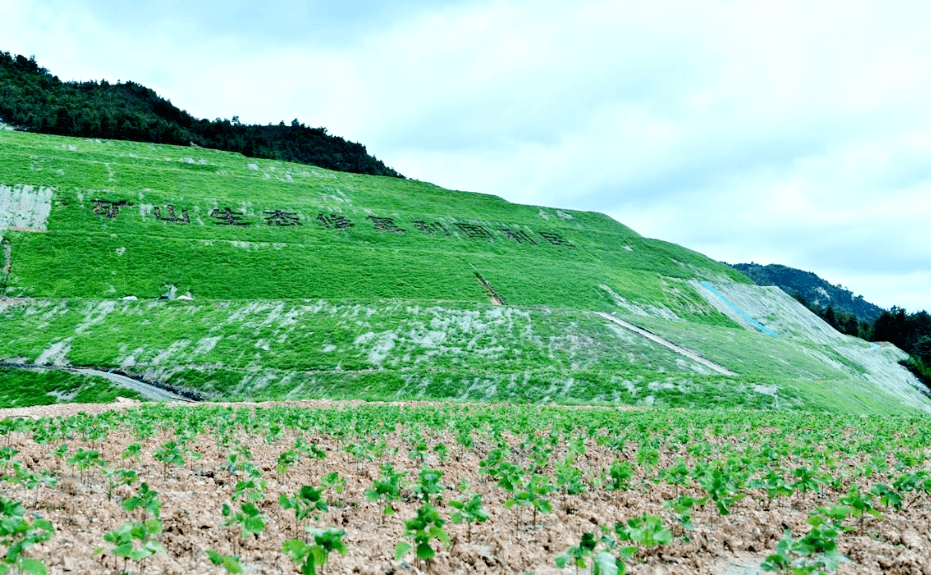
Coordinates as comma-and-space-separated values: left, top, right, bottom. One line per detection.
0, 52, 402, 178
730, 262, 884, 323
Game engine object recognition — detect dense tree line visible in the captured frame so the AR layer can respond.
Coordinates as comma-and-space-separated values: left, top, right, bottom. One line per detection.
793, 294, 931, 387
0, 52, 402, 178
792, 295, 873, 340
731, 262, 884, 323
872, 307, 931, 385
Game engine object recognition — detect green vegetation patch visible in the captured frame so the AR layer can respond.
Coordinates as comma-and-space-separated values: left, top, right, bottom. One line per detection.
0, 366, 143, 407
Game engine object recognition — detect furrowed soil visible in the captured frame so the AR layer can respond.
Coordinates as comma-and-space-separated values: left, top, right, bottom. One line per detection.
2, 400, 931, 574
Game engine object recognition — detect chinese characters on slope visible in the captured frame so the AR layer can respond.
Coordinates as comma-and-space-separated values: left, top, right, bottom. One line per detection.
91, 203, 574, 247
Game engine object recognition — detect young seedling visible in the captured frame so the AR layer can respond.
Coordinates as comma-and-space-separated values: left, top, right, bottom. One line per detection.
321, 472, 345, 505
0, 447, 18, 473
122, 482, 161, 523
231, 478, 267, 504
102, 467, 138, 503
153, 441, 185, 480
761, 516, 847, 574
222, 502, 266, 555
505, 471, 553, 528
659, 459, 691, 499
615, 513, 672, 561
699, 467, 745, 517
365, 462, 406, 520
838, 485, 881, 535
750, 470, 795, 511
870, 483, 904, 511
663, 495, 705, 536
67, 448, 103, 486
98, 480, 164, 572
555, 459, 587, 497
395, 504, 449, 567
121, 442, 142, 464
0, 496, 54, 575
412, 467, 445, 504
555, 531, 629, 575
98, 519, 165, 574
276, 449, 300, 480
449, 493, 489, 543
282, 527, 346, 575
790, 466, 823, 495
279, 485, 328, 538
206, 549, 243, 574
606, 461, 634, 496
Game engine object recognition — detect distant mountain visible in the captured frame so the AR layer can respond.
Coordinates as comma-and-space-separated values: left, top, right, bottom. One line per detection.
0, 51, 402, 178
729, 263, 885, 324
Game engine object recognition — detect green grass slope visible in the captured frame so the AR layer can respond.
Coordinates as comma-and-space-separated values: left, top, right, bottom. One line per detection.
1, 129, 928, 414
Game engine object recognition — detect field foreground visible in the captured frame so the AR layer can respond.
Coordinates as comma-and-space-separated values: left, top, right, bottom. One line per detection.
0, 400, 930, 575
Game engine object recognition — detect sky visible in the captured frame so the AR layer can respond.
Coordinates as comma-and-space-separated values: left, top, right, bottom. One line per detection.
5, 0, 931, 312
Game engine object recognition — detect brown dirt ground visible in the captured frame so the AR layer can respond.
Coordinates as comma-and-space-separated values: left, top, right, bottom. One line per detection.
1, 400, 930, 575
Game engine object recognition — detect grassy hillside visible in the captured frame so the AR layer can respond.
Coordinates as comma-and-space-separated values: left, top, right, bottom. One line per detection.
1, 129, 928, 414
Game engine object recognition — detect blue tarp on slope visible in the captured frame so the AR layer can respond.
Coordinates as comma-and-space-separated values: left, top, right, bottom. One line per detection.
701, 282, 778, 337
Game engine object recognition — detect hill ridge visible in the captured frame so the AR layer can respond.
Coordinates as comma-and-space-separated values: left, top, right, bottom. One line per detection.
0, 51, 402, 177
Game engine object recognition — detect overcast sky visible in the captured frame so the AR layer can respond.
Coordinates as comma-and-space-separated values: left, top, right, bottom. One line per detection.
6, 0, 931, 312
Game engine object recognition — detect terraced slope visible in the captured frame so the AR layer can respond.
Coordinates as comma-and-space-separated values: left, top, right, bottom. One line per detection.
1, 129, 927, 413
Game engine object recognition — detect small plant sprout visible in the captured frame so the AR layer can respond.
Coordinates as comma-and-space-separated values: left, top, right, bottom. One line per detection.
365, 462, 406, 520
413, 466, 445, 504
279, 485, 328, 537
0, 447, 18, 473
283, 527, 347, 575
122, 482, 161, 522
52, 444, 69, 472
659, 458, 691, 499
121, 442, 142, 464
761, 515, 847, 574
555, 531, 628, 575
231, 478, 267, 504
449, 493, 489, 543
395, 504, 449, 567
102, 467, 138, 503
276, 449, 299, 479
67, 448, 103, 486
790, 466, 823, 495
615, 513, 673, 559
456, 430, 473, 460
153, 440, 185, 480
0, 496, 54, 575
606, 460, 634, 495
222, 502, 266, 555
206, 550, 243, 574
98, 520, 165, 574
750, 469, 795, 511
663, 495, 705, 536
321, 472, 345, 505
98, 483, 164, 574
838, 485, 881, 535
505, 472, 553, 528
